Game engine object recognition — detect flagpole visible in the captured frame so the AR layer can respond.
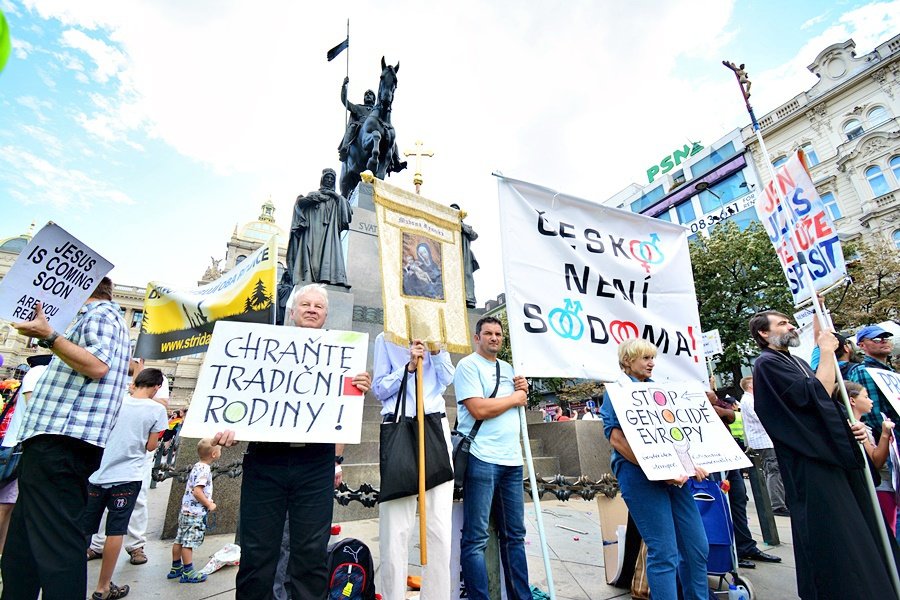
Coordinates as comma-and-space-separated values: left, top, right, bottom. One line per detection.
725, 61, 900, 598
416, 355, 428, 565
519, 406, 556, 599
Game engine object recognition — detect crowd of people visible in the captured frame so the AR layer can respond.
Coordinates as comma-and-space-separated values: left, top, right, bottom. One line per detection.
0, 272, 898, 600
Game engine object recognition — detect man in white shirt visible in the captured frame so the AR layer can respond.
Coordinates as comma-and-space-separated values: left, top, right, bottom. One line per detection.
373, 333, 455, 600
740, 375, 788, 516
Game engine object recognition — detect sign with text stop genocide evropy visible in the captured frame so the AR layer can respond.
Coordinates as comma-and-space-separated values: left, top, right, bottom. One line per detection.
179, 320, 369, 444
605, 380, 750, 481
0, 223, 113, 329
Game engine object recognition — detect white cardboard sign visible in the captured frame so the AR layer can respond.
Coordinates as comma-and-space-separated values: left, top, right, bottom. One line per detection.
702, 329, 722, 358
865, 367, 900, 415
0, 223, 113, 328
605, 380, 751, 480
179, 321, 369, 444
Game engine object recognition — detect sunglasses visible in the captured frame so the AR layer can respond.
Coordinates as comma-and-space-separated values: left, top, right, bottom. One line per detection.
867, 336, 893, 342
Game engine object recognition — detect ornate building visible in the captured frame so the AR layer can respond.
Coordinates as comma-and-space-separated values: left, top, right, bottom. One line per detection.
0, 199, 288, 407
741, 33, 900, 246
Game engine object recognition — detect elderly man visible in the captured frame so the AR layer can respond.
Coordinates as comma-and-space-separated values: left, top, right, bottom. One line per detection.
749, 310, 894, 599
214, 284, 371, 600
3, 277, 130, 599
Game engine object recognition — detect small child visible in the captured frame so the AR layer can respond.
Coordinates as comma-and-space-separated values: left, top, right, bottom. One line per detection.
168, 438, 220, 583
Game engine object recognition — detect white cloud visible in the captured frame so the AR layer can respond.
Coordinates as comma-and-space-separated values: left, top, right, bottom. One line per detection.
12, 38, 33, 59
0, 145, 136, 208
801, 11, 831, 30
59, 28, 125, 83
16, 95, 52, 121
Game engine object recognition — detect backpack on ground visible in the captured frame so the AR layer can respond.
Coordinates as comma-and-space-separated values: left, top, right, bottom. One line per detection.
326, 537, 376, 600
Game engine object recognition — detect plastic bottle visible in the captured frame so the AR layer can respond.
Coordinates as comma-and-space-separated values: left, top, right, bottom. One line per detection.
728, 583, 749, 600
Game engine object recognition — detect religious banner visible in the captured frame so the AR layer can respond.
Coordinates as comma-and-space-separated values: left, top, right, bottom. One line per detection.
179, 321, 368, 444
755, 150, 847, 306
605, 380, 751, 481
497, 175, 706, 382
0, 222, 113, 329
865, 367, 900, 415
134, 237, 277, 359
367, 173, 471, 353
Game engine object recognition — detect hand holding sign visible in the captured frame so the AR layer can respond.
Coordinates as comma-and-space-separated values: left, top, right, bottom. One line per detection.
12, 300, 53, 340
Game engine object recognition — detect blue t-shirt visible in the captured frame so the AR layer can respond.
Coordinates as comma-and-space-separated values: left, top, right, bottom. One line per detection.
454, 353, 522, 467
599, 376, 644, 473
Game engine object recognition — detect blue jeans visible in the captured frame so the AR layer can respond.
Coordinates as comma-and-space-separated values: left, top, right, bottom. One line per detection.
616, 460, 709, 600
460, 455, 531, 600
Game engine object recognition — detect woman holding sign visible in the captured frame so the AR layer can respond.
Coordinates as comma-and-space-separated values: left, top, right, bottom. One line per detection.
599, 339, 709, 600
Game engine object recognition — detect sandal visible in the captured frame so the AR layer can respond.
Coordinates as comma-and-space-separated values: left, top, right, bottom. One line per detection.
127, 547, 147, 565
86, 548, 102, 561
91, 582, 130, 599
180, 568, 207, 583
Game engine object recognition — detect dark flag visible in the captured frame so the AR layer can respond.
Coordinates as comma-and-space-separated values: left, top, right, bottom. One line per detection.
327, 37, 349, 61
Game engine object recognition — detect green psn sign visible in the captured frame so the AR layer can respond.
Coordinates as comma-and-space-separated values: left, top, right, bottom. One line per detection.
647, 142, 704, 183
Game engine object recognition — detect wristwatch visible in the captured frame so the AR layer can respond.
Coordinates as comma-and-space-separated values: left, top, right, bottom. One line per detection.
37, 331, 60, 349
334, 455, 345, 465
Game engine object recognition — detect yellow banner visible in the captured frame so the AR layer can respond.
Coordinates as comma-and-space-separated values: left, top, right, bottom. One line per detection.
370, 176, 471, 354
135, 237, 277, 358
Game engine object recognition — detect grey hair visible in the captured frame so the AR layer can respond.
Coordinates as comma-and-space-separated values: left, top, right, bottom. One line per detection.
293, 283, 329, 309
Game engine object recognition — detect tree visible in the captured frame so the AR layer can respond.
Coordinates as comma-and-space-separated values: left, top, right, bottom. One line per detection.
825, 239, 900, 329
690, 221, 793, 387
251, 278, 270, 309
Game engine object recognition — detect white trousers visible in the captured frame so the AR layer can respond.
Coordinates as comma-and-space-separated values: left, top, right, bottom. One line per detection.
90, 451, 154, 552
378, 417, 453, 600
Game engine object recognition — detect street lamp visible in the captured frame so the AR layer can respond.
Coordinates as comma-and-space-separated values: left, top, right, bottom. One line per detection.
694, 181, 732, 225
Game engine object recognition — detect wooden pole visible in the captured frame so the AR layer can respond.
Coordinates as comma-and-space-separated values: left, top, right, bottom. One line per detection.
416, 356, 427, 564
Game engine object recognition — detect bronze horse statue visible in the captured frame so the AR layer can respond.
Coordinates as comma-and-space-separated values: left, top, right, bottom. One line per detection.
340, 57, 407, 198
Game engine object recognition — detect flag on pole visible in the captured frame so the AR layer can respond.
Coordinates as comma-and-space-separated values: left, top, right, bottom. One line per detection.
327, 37, 349, 61
368, 175, 471, 353
134, 236, 278, 359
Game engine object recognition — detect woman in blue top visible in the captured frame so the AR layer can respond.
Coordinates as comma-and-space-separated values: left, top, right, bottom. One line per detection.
600, 339, 710, 600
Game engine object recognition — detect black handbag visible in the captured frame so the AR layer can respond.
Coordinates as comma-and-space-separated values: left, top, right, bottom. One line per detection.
450, 360, 501, 491
378, 368, 453, 503
0, 392, 22, 486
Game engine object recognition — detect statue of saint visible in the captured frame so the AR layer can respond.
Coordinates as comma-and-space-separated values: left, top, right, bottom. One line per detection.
338, 77, 375, 162
285, 168, 352, 289
452, 203, 480, 308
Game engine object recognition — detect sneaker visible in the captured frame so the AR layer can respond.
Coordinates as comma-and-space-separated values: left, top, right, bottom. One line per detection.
180, 568, 207, 583
127, 547, 148, 565
166, 565, 184, 580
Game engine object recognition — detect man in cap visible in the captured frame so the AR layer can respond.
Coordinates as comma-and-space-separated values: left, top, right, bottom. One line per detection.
849, 324, 898, 440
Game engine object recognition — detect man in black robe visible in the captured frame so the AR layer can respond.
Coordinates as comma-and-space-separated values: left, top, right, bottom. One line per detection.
749, 310, 898, 599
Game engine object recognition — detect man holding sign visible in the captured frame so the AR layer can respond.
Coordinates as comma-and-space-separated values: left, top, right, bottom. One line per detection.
212, 284, 371, 600
850, 325, 898, 439
1, 277, 130, 599
749, 310, 895, 599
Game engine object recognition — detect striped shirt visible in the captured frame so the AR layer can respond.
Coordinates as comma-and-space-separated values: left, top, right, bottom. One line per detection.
740, 392, 775, 450
20, 300, 130, 448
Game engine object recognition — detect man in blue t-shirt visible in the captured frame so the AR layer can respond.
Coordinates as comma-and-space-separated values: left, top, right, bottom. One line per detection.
454, 316, 531, 600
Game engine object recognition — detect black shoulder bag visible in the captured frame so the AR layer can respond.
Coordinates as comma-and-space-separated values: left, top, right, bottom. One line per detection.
450, 360, 501, 491
378, 368, 454, 503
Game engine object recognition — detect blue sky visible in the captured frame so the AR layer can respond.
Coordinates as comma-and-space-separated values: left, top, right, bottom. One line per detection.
0, 0, 898, 304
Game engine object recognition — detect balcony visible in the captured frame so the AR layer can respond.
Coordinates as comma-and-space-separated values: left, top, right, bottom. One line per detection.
860, 190, 899, 228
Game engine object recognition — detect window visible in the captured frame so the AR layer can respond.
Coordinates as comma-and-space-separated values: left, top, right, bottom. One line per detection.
894, 230, 900, 250
800, 143, 819, 167
690, 142, 737, 178
866, 166, 890, 196
868, 106, 889, 127
844, 119, 864, 140
655, 210, 672, 222
630, 185, 665, 213
731, 208, 757, 231
697, 171, 748, 214
131, 310, 143, 329
772, 156, 788, 167
675, 200, 696, 224
235, 254, 247, 264
891, 156, 900, 182
819, 192, 842, 221
671, 170, 686, 187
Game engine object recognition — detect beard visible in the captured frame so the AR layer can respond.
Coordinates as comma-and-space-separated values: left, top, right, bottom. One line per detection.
771, 330, 800, 348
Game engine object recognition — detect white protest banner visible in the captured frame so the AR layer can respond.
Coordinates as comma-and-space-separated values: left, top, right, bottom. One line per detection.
755, 151, 846, 306
865, 367, 900, 416
702, 329, 722, 358
0, 222, 113, 328
179, 320, 369, 444
497, 176, 706, 382
605, 380, 751, 481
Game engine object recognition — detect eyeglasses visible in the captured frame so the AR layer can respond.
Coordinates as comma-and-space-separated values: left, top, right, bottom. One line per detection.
867, 336, 893, 342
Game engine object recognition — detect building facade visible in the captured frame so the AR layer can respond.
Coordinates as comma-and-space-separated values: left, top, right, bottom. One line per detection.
741, 34, 900, 247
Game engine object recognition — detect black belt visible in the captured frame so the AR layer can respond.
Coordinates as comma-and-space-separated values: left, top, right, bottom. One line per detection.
382, 412, 446, 424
